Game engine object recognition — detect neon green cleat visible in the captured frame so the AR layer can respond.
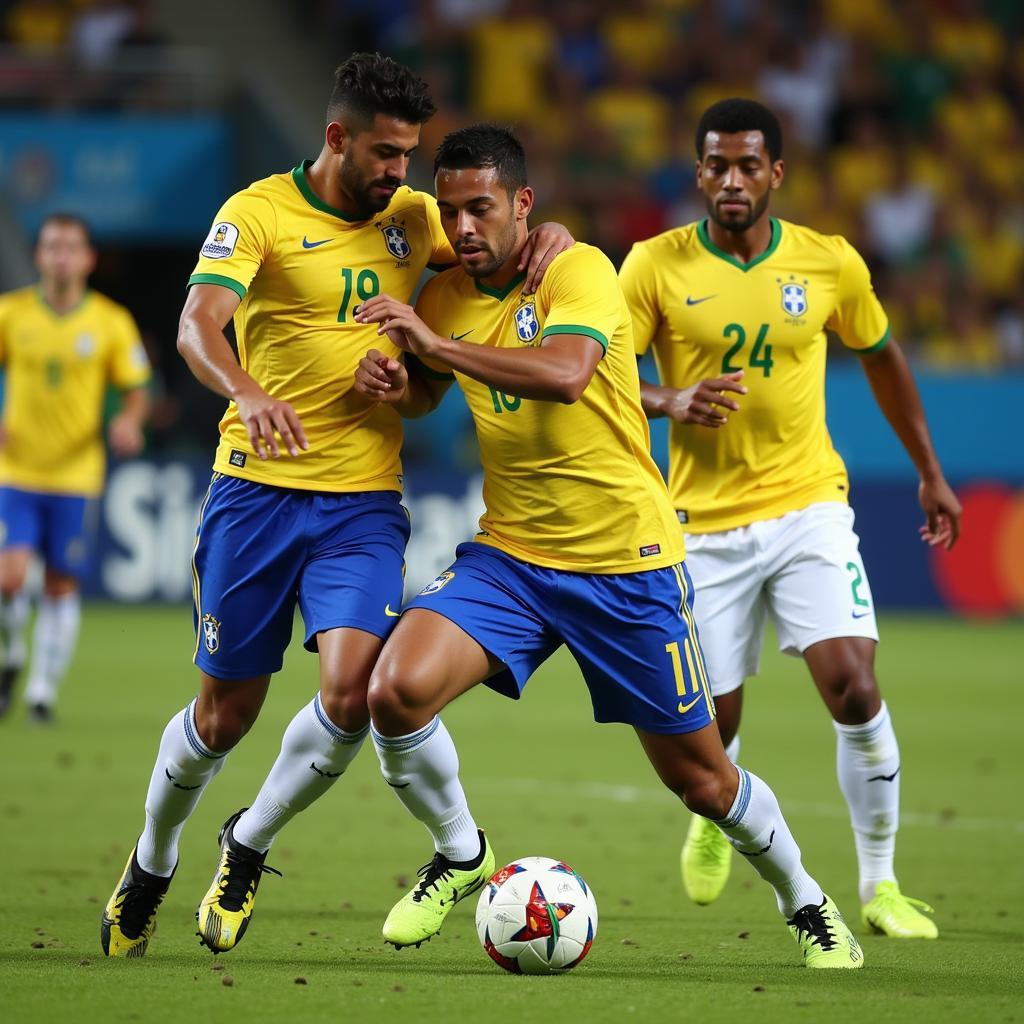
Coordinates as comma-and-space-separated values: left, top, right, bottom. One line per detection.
862, 881, 938, 939
681, 814, 732, 905
101, 848, 173, 958
788, 895, 865, 968
196, 808, 281, 953
383, 831, 494, 948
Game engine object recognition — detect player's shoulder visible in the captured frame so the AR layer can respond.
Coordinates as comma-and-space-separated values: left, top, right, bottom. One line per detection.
779, 218, 861, 266
542, 242, 617, 287
220, 168, 291, 211
627, 223, 701, 262
0, 285, 39, 313
418, 262, 465, 303
85, 290, 138, 331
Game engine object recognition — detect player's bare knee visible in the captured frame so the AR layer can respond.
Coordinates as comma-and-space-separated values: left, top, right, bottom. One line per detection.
828, 666, 881, 724
318, 684, 370, 734
679, 768, 735, 821
368, 656, 438, 732
195, 697, 258, 752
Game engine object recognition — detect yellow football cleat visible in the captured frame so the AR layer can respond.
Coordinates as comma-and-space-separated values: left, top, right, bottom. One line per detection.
196, 808, 280, 953
788, 895, 865, 968
862, 881, 938, 939
681, 814, 732, 905
101, 849, 173, 958
383, 831, 494, 948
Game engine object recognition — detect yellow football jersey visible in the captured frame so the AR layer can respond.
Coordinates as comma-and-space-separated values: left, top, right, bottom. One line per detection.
620, 218, 889, 534
416, 244, 684, 574
188, 161, 456, 492
0, 287, 150, 497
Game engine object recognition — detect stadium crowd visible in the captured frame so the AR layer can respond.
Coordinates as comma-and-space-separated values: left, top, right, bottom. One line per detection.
315, 0, 1024, 370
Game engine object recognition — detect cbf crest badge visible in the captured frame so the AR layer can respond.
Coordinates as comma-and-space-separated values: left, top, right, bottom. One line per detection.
779, 276, 809, 319
514, 301, 539, 342
201, 613, 221, 654
382, 223, 411, 259
419, 571, 455, 596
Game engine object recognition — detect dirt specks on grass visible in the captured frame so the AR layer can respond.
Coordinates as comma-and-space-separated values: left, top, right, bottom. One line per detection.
221, 975, 234, 988
294, 977, 307, 985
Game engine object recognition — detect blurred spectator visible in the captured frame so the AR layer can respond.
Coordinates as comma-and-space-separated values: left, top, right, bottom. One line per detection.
4, 0, 67, 53
863, 145, 936, 266
69, 0, 137, 69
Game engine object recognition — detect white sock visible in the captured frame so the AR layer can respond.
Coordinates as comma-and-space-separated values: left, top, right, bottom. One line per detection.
371, 716, 481, 862
834, 701, 900, 903
23, 593, 80, 708
715, 766, 824, 917
136, 699, 227, 877
724, 734, 740, 763
0, 591, 30, 669
232, 695, 369, 853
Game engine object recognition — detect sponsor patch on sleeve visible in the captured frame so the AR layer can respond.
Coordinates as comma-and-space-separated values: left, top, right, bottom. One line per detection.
201, 221, 239, 260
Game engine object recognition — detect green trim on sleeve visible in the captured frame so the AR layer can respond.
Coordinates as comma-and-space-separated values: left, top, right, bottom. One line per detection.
407, 355, 455, 381
187, 273, 246, 300
855, 324, 891, 355
540, 324, 609, 352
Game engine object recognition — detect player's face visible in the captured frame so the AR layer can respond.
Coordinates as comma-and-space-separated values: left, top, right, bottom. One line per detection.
697, 131, 784, 232
35, 222, 95, 287
435, 167, 533, 279
337, 114, 421, 218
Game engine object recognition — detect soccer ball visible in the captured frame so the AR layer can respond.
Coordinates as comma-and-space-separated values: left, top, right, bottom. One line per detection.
475, 857, 598, 975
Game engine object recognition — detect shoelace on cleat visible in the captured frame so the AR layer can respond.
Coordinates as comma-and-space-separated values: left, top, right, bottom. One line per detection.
693, 823, 727, 858
217, 848, 282, 912
787, 900, 838, 952
117, 875, 166, 939
411, 854, 456, 904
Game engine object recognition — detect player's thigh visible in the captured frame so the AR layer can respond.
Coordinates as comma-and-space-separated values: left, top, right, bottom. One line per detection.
0, 487, 43, 590
192, 474, 306, 680
40, 492, 96, 580
376, 543, 560, 717
682, 529, 767, 696
297, 490, 411, 652
369, 608, 502, 728
765, 503, 879, 656
559, 562, 716, 736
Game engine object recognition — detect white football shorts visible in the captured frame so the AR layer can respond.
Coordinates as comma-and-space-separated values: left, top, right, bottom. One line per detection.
683, 502, 879, 697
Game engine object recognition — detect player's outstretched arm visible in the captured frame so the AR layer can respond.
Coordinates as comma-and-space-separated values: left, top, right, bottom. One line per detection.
858, 341, 961, 549
178, 284, 308, 460
354, 349, 451, 418
355, 294, 600, 403
638, 369, 747, 428
108, 386, 150, 457
517, 222, 575, 293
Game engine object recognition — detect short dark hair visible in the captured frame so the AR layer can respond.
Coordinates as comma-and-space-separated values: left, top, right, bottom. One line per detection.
696, 98, 783, 162
38, 212, 92, 245
327, 53, 435, 130
433, 124, 527, 198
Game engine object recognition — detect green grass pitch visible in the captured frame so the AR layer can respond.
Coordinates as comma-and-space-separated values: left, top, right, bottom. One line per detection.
0, 606, 1019, 1023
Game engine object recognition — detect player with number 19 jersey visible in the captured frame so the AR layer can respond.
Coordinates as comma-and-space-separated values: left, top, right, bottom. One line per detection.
621, 218, 888, 534
190, 161, 455, 494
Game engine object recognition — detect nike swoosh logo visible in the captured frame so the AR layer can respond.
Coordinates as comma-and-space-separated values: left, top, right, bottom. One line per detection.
165, 767, 201, 791
386, 779, 410, 788
384, 604, 401, 617
685, 294, 717, 306
450, 330, 473, 340
310, 761, 343, 779
678, 696, 702, 714
867, 766, 900, 783
302, 236, 330, 249
851, 610, 872, 619
738, 828, 775, 857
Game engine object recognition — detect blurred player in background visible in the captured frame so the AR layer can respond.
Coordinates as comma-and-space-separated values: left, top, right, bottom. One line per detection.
620, 98, 961, 939
101, 54, 572, 959
0, 213, 150, 723
354, 125, 864, 969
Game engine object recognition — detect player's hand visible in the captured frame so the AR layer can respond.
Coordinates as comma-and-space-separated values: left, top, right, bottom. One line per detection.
355, 349, 409, 405
234, 384, 309, 460
918, 474, 961, 549
664, 371, 746, 427
107, 413, 145, 457
519, 222, 575, 293
354, 294, 440, 357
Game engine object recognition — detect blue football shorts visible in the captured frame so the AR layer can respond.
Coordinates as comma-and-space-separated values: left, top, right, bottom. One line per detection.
0, 485, 96, 578
191, 473, 411, 680
406, 542, 716, 735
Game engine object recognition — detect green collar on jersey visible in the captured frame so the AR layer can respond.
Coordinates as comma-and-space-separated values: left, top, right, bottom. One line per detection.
474, 271, 527, 301
37, 286, 90, 318
291, 160, 367, 223
697, 217, 782, 272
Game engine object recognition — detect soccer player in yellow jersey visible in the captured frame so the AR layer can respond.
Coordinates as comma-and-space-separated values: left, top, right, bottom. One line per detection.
0, 214, 150, 723
620, 99, 962, 940
352, 125, 864, 968
100, 55, 572, 960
